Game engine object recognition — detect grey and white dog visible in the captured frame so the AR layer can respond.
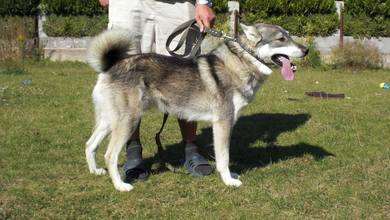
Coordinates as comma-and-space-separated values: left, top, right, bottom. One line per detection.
85, 23, 309, 191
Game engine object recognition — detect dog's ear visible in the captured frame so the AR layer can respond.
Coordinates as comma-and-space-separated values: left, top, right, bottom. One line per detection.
240, 23, 262, 43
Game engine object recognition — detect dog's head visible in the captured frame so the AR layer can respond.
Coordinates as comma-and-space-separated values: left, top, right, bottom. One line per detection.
239, 23, 309, 81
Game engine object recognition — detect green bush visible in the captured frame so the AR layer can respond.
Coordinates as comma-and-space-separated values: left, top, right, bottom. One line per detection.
237, 0, 339, 36
212, 0, 229, 14
0, 0, 40, 16
0, 0, 106, 16
345, 0, 390, 18
343, 13, 390, 38
42, 14, 108, 37
253, 13, 339, 37
330, 41, 383, 70
295, 36, 322, 69
41, 0, 107, 15
343, 0, 390, 37
0, 16, 37, 61
239, 0, 335, 16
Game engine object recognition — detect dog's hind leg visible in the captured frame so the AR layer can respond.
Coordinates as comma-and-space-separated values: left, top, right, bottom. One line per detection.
105, 115, 140, 191
86, 77, 111, 175
213, 120, 242, 187
86, 116, 111, 175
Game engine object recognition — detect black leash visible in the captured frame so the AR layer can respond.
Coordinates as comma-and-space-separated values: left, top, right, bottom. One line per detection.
155, 113, 188, 174
203, 23, 237, 41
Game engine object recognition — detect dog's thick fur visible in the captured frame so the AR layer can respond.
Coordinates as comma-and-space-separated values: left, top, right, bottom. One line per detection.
85, 23, 309, 191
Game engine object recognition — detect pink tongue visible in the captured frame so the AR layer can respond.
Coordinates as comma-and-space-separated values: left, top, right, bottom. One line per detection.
281, 56, 294, 81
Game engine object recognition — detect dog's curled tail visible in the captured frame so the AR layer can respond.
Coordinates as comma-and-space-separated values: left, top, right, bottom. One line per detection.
87, 29, 133, 73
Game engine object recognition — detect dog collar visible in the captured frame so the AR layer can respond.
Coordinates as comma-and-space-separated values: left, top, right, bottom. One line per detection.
237, 42, 266, 63
203, 26, 270, 65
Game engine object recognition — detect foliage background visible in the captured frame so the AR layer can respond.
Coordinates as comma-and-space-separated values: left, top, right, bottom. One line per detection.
0, 0, 40, 16
2, 0, 390, 37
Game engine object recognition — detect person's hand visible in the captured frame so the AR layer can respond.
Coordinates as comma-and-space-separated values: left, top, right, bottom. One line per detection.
195, 5, 216, 33
99, 0, 109, 8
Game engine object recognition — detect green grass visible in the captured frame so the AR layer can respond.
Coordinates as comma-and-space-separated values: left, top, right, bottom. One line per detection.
1, 61, 389, 219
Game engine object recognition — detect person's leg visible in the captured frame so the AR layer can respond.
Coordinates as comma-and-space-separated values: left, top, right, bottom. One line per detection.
126, 123, 142, 164
154, 0, 198, 57
178, 119, 197, 142
108, 0, 142, 54
124, 133, 148, 181
178, 119, 213, 176
154, 1, 212, 176
123, 121, 149, 181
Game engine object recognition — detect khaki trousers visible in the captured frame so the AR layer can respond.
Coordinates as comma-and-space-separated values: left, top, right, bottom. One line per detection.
108, 0, 197, 56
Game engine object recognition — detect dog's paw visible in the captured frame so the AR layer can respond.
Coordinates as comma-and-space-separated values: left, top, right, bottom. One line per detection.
220, 172, 242, 187
224, 178, 242, 187
115, 182, 134, 191
91, 168, 107, 175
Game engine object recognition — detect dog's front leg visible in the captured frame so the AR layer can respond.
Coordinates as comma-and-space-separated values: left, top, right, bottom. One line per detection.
213, 120, 242, 187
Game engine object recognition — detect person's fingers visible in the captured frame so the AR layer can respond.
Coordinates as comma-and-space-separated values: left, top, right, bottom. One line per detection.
195, 5, 216, 32
195, 17, 205, 32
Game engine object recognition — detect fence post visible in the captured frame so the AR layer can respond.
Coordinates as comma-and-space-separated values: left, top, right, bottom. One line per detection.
228, 1, 239, 37
33, 11, 39, 49
335, 1, 344, 46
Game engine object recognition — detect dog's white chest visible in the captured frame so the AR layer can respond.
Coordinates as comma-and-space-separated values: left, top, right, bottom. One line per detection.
232, 91, 251, 121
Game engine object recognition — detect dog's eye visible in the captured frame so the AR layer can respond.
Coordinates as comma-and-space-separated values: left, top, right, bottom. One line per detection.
278, 37, 286, 42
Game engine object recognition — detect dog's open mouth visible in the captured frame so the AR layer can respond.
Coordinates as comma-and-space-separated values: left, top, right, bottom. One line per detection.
271, 54, 295, 81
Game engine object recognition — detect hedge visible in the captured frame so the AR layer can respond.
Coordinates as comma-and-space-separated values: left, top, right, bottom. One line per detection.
233, 0, 339, 36
42, 14, 108, 37
2, 0, 390, 37
254, 14, 339, 37
0, 0, 106, 17
0, 0, 40, 16
41, 0, 107, 15
343, 0, 390, 37
344, 13, 390, 37
345, 0, 390, 18
238, 0, 335, 16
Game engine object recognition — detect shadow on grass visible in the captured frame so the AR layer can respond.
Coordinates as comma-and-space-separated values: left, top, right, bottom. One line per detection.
146, 113, 334, 174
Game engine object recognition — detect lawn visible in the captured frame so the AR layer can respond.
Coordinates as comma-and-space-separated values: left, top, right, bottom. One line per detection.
0, 61, 389, 219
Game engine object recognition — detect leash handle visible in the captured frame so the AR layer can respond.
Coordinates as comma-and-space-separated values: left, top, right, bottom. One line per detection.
165, 19, 205, 58
166, 19, 237, 58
